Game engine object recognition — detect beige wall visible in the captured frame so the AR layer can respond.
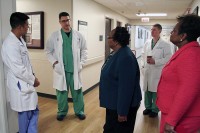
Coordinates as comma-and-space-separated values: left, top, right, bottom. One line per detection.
17, 0, 72, 95
72, 0, 130, 92
16, 0, 130, 95
17, 0, 186, 96
72, 0, 130, 58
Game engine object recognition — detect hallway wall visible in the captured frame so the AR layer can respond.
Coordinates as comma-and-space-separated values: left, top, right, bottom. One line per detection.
16, 0, 130, 96
17, 0, 73, 95
0, 0, 18, 132
72, 0, 130, 93
16, 0, 197, 96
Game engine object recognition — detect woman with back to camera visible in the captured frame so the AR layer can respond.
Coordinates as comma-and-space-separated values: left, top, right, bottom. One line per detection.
99, 27, 142, 133
156, 14, 200, 133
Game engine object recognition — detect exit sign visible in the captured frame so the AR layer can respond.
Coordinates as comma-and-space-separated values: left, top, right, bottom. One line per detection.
141, 17, 150, 22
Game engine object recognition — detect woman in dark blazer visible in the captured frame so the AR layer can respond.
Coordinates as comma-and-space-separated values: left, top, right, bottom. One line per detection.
99, 27, 142, 133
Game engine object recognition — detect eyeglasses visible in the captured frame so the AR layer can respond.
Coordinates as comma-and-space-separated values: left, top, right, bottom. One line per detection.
60, 19, 70, 23
107, 36, 113, 39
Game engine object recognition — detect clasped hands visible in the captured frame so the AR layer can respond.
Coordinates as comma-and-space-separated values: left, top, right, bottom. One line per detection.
164, 123, 176, 133
118, 115, 127, 122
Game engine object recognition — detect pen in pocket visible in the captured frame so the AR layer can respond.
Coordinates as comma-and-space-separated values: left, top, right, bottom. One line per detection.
17, 81, 21, 91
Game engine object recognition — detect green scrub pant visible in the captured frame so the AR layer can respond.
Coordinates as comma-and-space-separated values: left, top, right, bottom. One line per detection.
56, 72, 84, 116
144, 90, 159, 113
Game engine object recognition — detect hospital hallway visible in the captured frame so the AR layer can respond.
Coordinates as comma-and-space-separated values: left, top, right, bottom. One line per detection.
1, 1, 200, 133
37, 56, 161, 133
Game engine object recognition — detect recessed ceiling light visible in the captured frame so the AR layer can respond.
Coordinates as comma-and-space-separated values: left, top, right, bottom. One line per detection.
136, 13, 167, 17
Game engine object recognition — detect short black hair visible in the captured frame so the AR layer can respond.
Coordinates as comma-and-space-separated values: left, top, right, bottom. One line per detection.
153, 24, 162, 31
59, 12, 70, 19
177, 14, 200, 42
112, 26, 130, 47
10, 12, 29, 29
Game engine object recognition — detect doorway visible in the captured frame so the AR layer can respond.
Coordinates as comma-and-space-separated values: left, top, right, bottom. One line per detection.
117, 21, 122, 27
105, 18, 111, 60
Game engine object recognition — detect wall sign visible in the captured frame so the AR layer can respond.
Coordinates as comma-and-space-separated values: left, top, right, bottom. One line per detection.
78, 20, 88, 41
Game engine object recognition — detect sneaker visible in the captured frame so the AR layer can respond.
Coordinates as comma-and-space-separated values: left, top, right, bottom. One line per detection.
149, 112, 158, 118
76, 114, 86, 120
56, 115, 65, 121
143, 109, 151, 115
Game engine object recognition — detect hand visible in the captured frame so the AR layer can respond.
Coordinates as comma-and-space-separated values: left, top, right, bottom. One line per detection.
118, 115, 127, 122
53, 61, 59, 68
164, 123, 176, 133
33, 77, 40, 87
147, 57, 155, 64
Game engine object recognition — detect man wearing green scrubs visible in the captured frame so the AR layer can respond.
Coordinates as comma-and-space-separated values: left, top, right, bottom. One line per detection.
45, 12, 88, 121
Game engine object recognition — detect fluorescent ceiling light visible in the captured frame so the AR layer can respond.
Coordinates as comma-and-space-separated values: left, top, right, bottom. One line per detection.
136, 13, 167, 17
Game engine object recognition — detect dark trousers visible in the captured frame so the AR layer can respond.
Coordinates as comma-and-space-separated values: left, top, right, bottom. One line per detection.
103, 105, 139, 133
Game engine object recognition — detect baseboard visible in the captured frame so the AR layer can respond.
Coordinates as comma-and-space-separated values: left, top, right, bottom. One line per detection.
37, 82, 99, 102
37, 92, 57, 99
83, 82, 99, 95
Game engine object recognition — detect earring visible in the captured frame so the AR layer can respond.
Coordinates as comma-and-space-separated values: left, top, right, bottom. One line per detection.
180, 39, 182, 42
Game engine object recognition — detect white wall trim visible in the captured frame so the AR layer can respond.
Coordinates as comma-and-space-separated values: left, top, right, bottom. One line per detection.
84, 55, 104, 66
0, 0, 17, 133
0, 0, 9, 132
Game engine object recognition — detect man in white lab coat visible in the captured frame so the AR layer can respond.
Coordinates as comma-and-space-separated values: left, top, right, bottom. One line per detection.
141, 24, 172, 118
1, 12, 40, 133
45, 12, 87, 121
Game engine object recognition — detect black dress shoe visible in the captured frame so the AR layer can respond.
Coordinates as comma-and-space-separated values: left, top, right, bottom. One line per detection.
149, 112, 158, 118
76, 114, 86, 120
143, 109, 151, 115
57, 115, 65, 121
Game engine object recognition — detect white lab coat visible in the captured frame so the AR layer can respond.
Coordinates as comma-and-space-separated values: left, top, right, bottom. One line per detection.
141, 38, 172, 92
1, 32, 38, 112
45, 29, 88, 91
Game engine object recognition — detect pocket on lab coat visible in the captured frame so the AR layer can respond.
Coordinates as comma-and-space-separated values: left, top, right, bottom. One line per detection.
53, 71, 64, 90
54, 63, 63, 75
17, 79, 35, 94
77, 49, 82, 72
153, 48, 163, 59
140, 67, 145, 76
20, 48, 29, 67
